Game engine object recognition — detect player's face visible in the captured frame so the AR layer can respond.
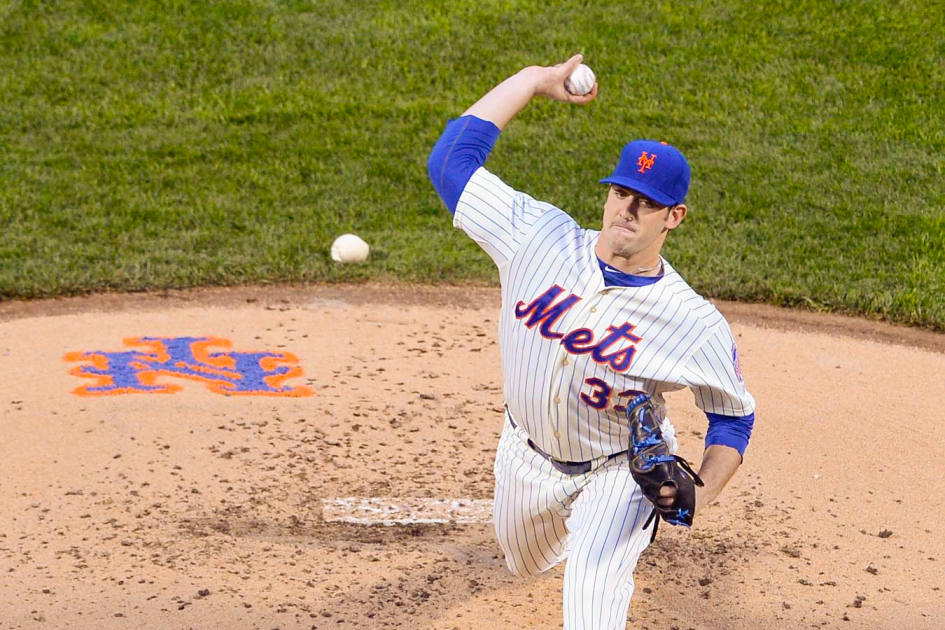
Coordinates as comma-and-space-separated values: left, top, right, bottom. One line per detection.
597, 184, 686, 265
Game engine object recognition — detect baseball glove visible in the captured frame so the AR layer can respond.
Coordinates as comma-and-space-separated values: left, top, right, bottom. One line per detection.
626, 394, 704, 529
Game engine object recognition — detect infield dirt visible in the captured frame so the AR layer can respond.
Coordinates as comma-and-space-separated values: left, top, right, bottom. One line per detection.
1, 283, 943, 629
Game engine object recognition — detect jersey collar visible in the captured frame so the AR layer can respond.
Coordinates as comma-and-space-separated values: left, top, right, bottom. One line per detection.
597, 257, 664, 287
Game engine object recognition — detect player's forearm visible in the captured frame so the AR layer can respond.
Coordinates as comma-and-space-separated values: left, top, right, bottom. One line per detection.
462, 66, 544, 130
462, 55, 597, 129
694, 444, 742, 512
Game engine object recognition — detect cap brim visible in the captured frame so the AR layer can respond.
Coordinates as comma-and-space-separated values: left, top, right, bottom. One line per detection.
599, 177, 676, 207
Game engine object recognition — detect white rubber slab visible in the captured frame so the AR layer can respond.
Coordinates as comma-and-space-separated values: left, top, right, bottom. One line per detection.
321, 497, 493, 525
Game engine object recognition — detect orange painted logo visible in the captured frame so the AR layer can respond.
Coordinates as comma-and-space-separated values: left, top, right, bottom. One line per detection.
636, 151, 656, 173
63, 336, 314, 397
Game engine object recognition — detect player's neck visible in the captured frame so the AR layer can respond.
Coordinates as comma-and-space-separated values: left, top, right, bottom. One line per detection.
595, 236, 667, 277
601, 254, 663, 276
596, 240, 663, 276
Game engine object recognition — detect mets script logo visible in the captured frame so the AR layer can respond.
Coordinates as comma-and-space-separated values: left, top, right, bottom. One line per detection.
636, 151, 656, 173
63, 336, 314, 397
514, 285, 642, 372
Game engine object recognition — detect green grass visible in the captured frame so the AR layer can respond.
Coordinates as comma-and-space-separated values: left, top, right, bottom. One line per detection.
1, 0, 943, 330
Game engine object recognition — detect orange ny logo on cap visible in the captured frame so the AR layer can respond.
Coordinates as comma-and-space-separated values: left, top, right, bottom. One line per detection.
636, 151, 656, 174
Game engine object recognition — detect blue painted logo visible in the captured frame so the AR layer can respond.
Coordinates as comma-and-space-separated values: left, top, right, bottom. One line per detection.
64, 336, 314, 397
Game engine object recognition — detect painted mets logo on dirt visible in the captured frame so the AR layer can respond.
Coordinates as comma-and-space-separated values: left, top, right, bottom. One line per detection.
63, 336, 314, 397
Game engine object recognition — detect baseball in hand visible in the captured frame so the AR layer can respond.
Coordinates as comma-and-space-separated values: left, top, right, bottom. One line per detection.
564, 63, 595, 96
330, 233, 370, 263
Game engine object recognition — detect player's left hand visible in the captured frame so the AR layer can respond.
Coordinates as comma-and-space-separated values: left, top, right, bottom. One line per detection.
657, 484, 677, 508
626, 394, 704, 527
659, 484, 708, 513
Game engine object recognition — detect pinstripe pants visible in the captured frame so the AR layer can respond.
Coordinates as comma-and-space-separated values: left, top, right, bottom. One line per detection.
493, 417, 666, 630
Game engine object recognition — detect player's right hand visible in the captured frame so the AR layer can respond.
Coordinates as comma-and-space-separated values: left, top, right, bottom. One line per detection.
532, 54, 598, 105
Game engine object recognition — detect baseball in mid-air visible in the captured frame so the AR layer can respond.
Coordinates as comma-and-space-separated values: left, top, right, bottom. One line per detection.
564, 63, 596, 96
330, 233, 370, 263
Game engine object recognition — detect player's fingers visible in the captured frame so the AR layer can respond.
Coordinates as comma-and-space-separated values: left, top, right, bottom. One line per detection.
570, 82, 598, 105
657, 484, 677, 507
538, 56, 582, 101
562, 53, 583, 71
553, 53, 582, 67
552, 54, 583, 77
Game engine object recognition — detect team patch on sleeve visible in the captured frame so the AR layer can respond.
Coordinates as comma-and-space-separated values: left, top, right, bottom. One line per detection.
732, 342, 744, 382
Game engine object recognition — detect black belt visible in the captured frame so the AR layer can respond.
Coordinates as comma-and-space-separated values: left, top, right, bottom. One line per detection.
506, 408, 626, 475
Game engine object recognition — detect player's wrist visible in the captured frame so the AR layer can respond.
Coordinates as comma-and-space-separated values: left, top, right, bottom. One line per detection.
694, 485, 711, 514
515, 66, 547, 98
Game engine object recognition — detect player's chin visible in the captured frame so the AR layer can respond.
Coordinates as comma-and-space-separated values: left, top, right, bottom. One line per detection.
604, 234, 637, 256
604, 245, 637, 261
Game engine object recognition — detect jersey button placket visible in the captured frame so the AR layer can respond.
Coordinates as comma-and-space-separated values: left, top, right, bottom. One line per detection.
551, 290, 601, 460
548, 326, 574, 458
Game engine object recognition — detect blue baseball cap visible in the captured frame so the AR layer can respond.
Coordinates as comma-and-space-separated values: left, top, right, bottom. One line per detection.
600, 139, 690, 206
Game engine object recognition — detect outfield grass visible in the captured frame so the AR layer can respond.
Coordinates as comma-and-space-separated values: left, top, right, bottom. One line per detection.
1, 0, 943, 330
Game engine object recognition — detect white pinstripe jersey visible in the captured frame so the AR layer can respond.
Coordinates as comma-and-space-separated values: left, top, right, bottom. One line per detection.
455, 167, 756, 462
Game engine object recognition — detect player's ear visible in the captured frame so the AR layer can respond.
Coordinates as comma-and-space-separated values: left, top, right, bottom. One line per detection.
665, 204, 687, 230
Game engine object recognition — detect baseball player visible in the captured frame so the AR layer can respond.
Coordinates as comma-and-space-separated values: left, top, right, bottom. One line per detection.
427, 55, 756, 629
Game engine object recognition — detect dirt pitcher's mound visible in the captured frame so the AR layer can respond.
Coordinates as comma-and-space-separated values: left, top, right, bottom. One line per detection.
1, 284, 943, 629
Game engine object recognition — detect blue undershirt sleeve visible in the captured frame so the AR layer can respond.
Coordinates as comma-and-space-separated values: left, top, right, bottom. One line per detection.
704, 411, 755, 457
427, 115, 502, 214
